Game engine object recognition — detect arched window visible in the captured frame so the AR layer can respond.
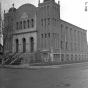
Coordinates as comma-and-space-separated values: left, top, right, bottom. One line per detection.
44, 19, 46, 25
31, 19, 34, 28
27, 20, 30, 28
48, 18, 50, 25
16, 22, 18, 30
84, 33, 86, 41
61, 24, 63, 33
74, 30, 76, 41
20, 21, 22, 29
41, 19, 43, 26
66, 26, 68, 40
70, 28, 72, 40
23, 21, 26, 29
47, 5, 49, 10
78, 31, 80, 42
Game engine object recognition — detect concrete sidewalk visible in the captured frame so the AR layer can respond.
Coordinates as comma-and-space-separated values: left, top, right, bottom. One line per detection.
0, 62, 88, 69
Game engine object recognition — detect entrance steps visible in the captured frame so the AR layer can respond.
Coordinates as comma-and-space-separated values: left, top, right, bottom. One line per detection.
9, 53, 23, 65
3, 50, 42, 65
20, 50, 42, 64
3, 53, 15, 65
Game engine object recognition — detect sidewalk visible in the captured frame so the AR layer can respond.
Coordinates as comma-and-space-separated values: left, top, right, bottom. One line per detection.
0, 61, 88, 69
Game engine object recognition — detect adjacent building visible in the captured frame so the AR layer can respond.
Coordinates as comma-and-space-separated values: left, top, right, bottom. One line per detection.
3, 0, 87, 64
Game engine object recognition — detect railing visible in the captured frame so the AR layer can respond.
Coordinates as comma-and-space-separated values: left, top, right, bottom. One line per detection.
9, 53, 22, 65
2, 53, 15, 65
4, 51, 12, 59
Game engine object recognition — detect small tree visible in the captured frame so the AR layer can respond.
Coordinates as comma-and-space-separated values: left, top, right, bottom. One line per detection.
1, 25, 9, 65
1, 10, 12, 66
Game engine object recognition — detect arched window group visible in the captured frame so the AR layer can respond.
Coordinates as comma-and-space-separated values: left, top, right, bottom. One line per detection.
16, 19, 34, 30
40, 5, 50, 10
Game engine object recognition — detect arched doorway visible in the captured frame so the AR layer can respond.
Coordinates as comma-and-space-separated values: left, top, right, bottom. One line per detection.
30, 37, 34, 52
22, 38, 26, 53
15, 39, 19, 53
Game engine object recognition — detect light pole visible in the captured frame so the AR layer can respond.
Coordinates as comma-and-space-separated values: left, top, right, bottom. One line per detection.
85, 2, 88, 11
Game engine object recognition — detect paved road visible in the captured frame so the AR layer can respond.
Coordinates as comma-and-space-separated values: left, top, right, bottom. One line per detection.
0, 65, 88, 88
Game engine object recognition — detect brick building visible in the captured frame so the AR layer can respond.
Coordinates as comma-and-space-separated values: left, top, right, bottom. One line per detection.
3, 0, 87, 65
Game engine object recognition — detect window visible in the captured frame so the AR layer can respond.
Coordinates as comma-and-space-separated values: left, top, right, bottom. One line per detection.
16, 22, 18, 30
45, 39, 46, 47
53, 6, 54, 9
84, 33, 86, 41
70, 28, 72, 34
27, 20, 30, 28
66, 42, 68, 50
70, 42, 73, 50
71, 54, 73, 60
44, 19, 46, 25
48, 33, 50, 37
78, 31, 80, 42
53, 33, 55, 37
66, 26, 68, 40
44, 6, 46, 10
41, 34, 43, 38
31, 19, 34, 28
20, 21, 22, 29
74, 43, 76, 51
55, 19, 56, 26
57, 20, 58, 24
78, 44, 80, 51
48, 18, 50, 25
41, 19, 43, 26
45, 33, 47, 38
55, 7, 56, 10
23, 21, 26, 29
61, 41, 63, 49
70, 28, 72, 40
53, 18, 54, 25
47, 5, 49, 10
61, 24, 63, 34
74, 30, 76, 41
81, 32, 82, 41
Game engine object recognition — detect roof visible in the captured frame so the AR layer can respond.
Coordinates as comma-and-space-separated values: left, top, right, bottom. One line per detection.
9, 7, 16, 12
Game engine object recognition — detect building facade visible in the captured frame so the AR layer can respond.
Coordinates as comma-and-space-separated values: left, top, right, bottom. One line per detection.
4, 0, 87, 64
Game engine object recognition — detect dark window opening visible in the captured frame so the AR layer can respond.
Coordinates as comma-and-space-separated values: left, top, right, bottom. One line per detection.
23, 21, 26, 29
31, 19, 34, 28
27, 20, 30, 28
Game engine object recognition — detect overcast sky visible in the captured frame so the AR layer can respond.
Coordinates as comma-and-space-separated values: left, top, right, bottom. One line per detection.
1, 0, 88, 41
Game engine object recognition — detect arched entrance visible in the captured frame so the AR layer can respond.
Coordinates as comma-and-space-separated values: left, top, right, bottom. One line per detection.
15, 39, 19, 53
22, 38, 26, 53
30, 37, 34, 52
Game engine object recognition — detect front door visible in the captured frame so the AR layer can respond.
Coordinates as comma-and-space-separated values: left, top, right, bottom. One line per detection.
23, 38, 26, 53
16, 39, 19, 53
30, 37, 34, 52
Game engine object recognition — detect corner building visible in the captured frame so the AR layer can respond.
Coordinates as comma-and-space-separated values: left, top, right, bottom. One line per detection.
4, 0, 87, 64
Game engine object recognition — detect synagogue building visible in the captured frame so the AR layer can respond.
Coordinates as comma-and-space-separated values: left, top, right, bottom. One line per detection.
3, 0, 87, 65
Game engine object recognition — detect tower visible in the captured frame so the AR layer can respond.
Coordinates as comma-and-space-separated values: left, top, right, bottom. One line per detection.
38, 0, 60, 49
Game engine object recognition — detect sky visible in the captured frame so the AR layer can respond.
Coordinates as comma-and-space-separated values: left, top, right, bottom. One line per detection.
1, 0, 88, 41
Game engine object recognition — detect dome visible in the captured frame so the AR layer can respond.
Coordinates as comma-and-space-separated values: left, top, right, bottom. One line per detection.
9, 7, 16, 12
44, 0, 55, 2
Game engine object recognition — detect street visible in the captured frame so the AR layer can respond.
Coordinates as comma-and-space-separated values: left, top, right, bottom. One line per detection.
0, 64, 88, 88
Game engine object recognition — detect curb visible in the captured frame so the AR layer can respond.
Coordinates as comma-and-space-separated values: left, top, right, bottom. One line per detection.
0, 62, 88, 69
